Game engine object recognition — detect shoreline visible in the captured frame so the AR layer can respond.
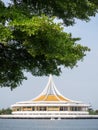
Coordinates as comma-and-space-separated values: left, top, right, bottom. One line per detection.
0, 115, 98, 119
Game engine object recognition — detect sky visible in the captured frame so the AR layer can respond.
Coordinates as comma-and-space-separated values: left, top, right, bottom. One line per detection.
0, 0, 98, 110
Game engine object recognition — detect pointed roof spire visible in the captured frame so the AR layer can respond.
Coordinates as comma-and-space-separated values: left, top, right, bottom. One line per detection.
33, 75, 72, 102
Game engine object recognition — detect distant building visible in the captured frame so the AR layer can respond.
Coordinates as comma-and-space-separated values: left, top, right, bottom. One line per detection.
11, 75, 89, 118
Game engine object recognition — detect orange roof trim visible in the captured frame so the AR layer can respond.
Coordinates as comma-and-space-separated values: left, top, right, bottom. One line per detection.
33, 94, 71, 102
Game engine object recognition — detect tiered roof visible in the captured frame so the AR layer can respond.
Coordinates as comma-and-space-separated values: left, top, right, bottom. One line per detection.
32, 75, 72, 102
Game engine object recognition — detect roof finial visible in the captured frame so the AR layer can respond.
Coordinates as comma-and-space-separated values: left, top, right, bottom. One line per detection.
32, 74, 71, 102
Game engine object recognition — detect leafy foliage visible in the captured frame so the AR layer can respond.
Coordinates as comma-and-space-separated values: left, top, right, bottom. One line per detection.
0, 0, 98, 89
10, 0, 98, 26
88, 108, 98, 115
0, 108, 12, 115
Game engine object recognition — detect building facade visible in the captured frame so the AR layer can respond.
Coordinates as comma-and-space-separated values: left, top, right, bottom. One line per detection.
11, 75, 89, 118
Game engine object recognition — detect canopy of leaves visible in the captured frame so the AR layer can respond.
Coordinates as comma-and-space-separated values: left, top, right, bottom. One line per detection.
0, 0, 98, 89
10, 0, 98, 26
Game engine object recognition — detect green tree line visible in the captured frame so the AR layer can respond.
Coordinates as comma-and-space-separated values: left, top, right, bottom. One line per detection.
88, 108, 98, 115
0, 108, 12, 115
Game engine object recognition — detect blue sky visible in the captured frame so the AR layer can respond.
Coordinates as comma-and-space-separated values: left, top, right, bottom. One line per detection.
0, 0, 98, 110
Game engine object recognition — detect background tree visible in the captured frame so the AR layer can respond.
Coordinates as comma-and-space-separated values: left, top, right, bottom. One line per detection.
0, 108, 12, 115
0, 0, 98, 89
88, 108, 98, 115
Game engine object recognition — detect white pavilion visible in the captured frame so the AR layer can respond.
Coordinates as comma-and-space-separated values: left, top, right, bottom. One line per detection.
11, 75, 89, 119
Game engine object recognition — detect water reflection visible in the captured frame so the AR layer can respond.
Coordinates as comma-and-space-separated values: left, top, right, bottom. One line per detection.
0, 119, 98, 130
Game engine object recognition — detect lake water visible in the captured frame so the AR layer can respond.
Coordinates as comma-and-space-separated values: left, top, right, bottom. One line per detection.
0, 119, 98, 130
